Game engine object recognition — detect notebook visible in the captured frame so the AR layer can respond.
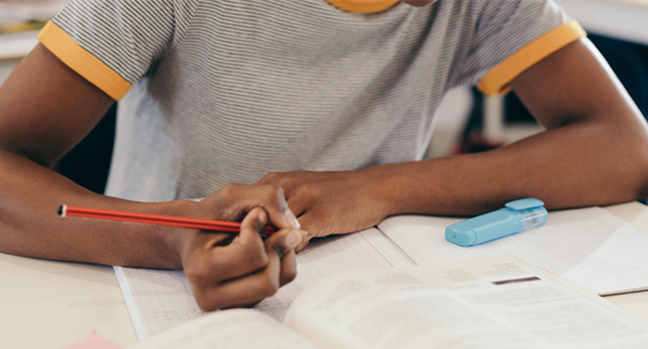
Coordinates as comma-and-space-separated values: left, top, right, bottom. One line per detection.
378, 206, 648, 296
115, 206, 648, 340
116, 228, 412, 340
125, 254, 648, 349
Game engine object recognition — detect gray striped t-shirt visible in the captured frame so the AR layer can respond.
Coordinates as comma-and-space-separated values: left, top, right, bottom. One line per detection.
40, 0, 580, 202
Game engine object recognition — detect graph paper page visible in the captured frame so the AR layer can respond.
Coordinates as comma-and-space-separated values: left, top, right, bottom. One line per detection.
377, 206, 648, 296
115, 227, 412, 340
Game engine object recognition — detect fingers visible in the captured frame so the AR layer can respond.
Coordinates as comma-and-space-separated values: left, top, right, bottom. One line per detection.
279, 249, 297, 286
192, 224, 303, 311
263, 228, 300, 287
183, 208, 265, 285
295, 240, 310, 253
237, 207, 271, 248
276, 187, 301, 230
285, 191, 307, 219
209, 183, 301, 230
293, 210, 340, 238
289, 210, 349, 253
195, 249, 282, 310
276, 195, 314, 252
212, 208, 270, 280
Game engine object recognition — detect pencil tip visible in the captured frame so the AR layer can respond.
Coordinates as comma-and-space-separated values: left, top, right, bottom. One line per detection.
58, 205, 66, 217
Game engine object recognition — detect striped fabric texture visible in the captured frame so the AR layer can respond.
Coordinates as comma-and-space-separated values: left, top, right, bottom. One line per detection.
49, 0, 575, 202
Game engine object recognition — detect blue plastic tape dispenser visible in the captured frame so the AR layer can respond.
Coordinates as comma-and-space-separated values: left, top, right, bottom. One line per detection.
445, 198, 548, 247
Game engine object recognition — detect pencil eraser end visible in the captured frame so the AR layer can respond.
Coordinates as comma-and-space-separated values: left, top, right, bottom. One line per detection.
445, 226, 475, 247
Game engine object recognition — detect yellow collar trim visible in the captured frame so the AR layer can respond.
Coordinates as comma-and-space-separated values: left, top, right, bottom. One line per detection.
326, 0, 400, 13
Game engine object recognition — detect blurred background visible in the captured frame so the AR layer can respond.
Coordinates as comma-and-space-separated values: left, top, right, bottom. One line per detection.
428, 0, 648, 159
1, 0, 647, 194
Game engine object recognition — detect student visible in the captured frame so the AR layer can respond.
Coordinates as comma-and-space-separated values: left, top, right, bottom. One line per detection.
1, 0, 647, 310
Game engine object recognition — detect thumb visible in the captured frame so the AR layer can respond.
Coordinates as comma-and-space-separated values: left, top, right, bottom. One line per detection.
237, 207, 269, 249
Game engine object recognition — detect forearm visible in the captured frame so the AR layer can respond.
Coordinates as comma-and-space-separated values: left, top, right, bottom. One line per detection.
0, 150, 194, 269
0, 45, 195, 268
376, 39, 648, 217
376, 117, 648, 216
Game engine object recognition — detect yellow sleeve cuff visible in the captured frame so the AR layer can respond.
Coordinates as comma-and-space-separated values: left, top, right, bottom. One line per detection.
478, 20, 587, 97
325, 0, 399, 13
37, 21, 132, 101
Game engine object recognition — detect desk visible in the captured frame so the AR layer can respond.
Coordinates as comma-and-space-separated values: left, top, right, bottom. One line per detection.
0, 31, 136, 349
0, 253, 138, 348
1, 202, 648, 348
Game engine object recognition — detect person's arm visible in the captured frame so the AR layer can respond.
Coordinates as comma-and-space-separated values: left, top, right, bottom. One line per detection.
0, 44, 304, 310
258, 38, 648, 242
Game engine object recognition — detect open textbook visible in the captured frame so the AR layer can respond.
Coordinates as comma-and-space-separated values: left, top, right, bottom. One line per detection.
115, 206, 648, 340
115, 228, 412, 339
126, 254, 648, 349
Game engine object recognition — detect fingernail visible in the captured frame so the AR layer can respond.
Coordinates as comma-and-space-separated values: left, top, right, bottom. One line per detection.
258, 209, 267, 225
300, 230, 312, 239
285, 230, 302, 249
283, 208, 301, 229
277, 187, 289, 212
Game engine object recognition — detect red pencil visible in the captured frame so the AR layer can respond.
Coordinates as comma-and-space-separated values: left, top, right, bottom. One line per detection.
58, 205, 278, 235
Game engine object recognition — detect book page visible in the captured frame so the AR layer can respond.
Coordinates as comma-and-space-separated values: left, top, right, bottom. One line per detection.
377, 207, 648, 295
115, 227, 412, 340
284, 255, 648, 349
126, 309, 318, 349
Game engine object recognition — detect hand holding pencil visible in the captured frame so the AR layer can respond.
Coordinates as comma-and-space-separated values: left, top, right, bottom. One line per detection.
60, 185, 302, 236
60, 184, 308, 311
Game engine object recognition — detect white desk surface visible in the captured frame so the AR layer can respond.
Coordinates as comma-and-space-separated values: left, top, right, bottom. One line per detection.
1, 201, 648, 348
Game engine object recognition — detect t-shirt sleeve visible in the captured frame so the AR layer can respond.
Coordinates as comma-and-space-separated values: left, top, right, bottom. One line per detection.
37, 0, 176, 100
449, 0, 586, 97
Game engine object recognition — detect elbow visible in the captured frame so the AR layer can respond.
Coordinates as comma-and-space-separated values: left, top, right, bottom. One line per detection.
0, 144, 58, 169
589, 118, 648, 204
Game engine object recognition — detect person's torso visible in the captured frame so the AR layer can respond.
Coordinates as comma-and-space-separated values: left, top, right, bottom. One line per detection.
106, 0, 477, 201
